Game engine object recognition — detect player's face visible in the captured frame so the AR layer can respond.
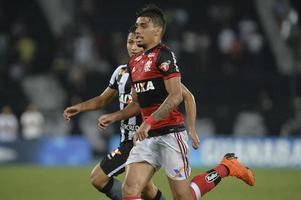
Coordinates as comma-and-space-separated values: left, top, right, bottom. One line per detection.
127, 33, 143, 57
135, 17, 161, 48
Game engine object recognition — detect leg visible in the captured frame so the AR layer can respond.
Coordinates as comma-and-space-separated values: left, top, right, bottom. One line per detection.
122, 162, 155, 198
90, 164, 123, 200
142, 180, 166, 200
122, 137, 162, 199
189, 164, 229, 199
168, 178, 194, 200
91, 141, 134, 200
190, 153, 255, 199
142, 181, 157, 200
160, 131, 193, 200
90, 164, 110, 190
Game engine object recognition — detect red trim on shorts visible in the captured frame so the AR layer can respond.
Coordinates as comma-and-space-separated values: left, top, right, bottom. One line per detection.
177, 132, 189, 178
174, 133, 188, 178
178, 133, 187, 155
178, 133, 190, 177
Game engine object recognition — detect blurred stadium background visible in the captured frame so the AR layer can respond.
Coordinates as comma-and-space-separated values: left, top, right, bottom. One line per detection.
0, 0, 300, 199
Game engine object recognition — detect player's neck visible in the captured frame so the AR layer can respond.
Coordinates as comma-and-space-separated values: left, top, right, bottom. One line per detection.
144, 40, 161, 52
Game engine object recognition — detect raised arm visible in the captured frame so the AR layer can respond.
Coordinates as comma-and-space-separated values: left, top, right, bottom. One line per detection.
181, 84, 200, 149
63, 87, 117, 121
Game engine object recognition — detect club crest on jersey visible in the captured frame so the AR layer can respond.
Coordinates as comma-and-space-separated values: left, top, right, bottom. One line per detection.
134, 81, 155, 93
159, 60, 171, 72
144, 60, 152, 72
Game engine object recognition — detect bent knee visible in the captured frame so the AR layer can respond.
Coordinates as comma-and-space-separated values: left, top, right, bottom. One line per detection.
142, 182, 157, 199
90, 168, 109, 190
122, 181, 142, 197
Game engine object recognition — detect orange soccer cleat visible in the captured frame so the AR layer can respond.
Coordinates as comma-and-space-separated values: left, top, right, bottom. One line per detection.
221, 153, 255, 186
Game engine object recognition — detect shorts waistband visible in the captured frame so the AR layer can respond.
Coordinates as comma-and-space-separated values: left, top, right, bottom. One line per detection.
148, 124, 186, 137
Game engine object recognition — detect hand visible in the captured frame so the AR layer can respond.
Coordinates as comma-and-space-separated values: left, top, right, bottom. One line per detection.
98, 113, 117, 130
133, 122, 151, 145
63, 105, 81, 121
189, 129, 200, 150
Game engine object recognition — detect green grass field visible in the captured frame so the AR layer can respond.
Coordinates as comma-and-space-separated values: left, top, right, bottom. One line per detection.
0, 165, 300, 200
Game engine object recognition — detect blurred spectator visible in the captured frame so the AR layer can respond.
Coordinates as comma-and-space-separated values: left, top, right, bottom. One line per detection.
73, 26, 94, 65
233, 111, 267, 136
281, 97, 301, 136
20, 104, 45, 140
0, 106, 18, 142
218, 28, 236, 55
0, 33, 8, 66
239, 19, 264, 54
16, 35, 36, 65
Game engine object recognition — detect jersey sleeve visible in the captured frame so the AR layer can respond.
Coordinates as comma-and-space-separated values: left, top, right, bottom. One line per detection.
108, 66, 121, 90
156, 48, 181, 80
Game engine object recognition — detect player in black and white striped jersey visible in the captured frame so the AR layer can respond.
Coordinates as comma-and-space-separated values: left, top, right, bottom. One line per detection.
108, 64, 141, 143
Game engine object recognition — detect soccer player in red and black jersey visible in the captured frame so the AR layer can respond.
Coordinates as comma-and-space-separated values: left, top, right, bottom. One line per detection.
98, 4, 255, 200
64, 27, 168, 200
64, 26, 198, 200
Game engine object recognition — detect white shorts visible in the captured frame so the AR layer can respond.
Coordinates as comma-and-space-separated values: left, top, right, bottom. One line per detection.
126, 130, 191, 180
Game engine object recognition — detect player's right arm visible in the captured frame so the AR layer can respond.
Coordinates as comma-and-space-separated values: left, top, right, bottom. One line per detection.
63, 87, 118, 121
98, 88, 140, 130
181, 84, 200, 149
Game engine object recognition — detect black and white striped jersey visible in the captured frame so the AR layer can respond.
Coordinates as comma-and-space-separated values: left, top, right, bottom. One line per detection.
109, 64, 142, 143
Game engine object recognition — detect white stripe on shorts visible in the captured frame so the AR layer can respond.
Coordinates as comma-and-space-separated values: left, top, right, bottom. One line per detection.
107, 163, 126, 177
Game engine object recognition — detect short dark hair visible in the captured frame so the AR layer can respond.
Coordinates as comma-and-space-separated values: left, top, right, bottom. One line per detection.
128, 25, 136, 34
137, 4, 167, 37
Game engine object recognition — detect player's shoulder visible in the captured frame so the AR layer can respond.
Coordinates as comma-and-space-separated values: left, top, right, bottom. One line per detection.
114, 64, 127, 73
115, 64, 127, 71
111, 64, 128, 78
157, 44, 176, 60
159, 43, 170, 50
158, 44, 174, 55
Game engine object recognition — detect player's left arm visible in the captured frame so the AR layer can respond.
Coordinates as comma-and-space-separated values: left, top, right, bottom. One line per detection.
181, 84, 200, 149
134, 77, 182, 142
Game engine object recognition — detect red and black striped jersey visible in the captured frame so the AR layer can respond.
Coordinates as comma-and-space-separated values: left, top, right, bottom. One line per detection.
128, 43, 185, 136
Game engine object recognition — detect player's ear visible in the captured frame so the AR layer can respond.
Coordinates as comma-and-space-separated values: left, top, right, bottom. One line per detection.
154, 26, 162, 37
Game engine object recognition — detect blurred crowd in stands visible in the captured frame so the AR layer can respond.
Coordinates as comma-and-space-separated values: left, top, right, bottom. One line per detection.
0, 0, 300, 151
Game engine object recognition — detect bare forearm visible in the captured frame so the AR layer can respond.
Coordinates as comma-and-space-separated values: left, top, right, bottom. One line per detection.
152, 94, 183, 121
184, 97, 196, 132
79, 96, 109, 112
79, 88, 117, 112
113, 102, 140, 121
